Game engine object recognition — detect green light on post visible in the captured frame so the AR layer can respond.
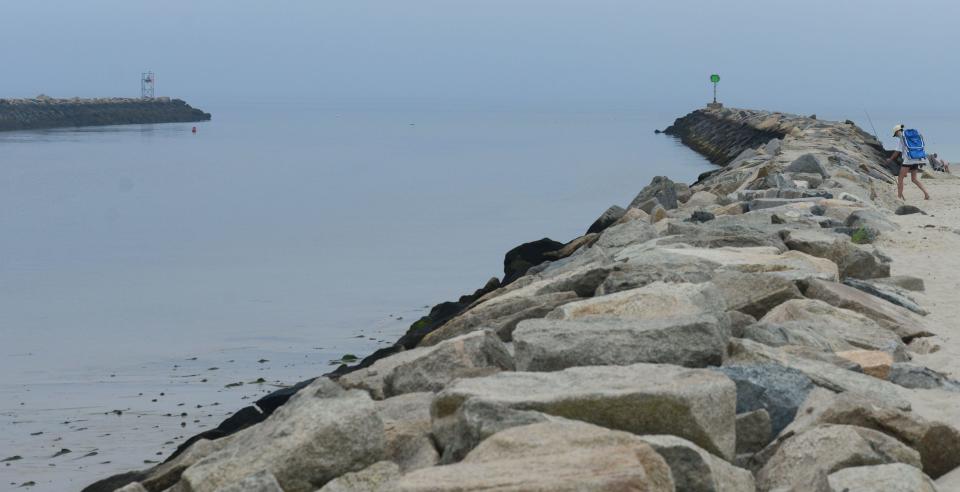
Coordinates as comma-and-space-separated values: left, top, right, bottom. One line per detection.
710, 74, 720, 104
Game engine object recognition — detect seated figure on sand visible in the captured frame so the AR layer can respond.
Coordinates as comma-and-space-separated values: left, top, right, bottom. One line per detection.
927, 153, 951, 173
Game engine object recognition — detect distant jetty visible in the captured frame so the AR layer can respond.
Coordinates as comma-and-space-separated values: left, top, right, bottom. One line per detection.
0, 96, 211, 132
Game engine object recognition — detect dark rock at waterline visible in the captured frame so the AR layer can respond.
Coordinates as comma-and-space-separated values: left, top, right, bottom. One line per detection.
502, 238, 565, 285
586, 205, 627, 235
81, 470, 148, 492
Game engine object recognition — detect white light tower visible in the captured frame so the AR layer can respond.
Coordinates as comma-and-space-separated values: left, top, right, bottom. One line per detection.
141, 72, 156, 99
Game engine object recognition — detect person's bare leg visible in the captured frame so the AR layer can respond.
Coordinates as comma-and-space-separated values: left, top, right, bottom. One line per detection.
910, 169, 930, 200
897, 166, 907, 199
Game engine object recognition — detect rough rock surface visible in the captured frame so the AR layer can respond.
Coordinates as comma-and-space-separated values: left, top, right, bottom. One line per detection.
547, 280, 727, 321
725, 338, 910, 410
781, 388, 960, 478
759, 299, 908, 360
835, 349, 893, 379
595, 249, 718, 295
630, 176, 681, 210
513, 314, 730, 371
827, 463, 937, 492
888, 362, 960, 391
178, 382, 385, 492
711, 270, 802, 318
843, 277, 929, 315
757, 424, 922, 492
638, 434, 755, 492
736, 409, 772, 454
396, 421, 675, 491
714, 364, 813, 436
802, 278, 930, 339
383, 330, 514, 397
375, 393, 439, 472
783, 228, 890, 279
211, 470, 284, 492
432, 363, 737, 459
586, 205, 627, 234
317, 461, 401, 492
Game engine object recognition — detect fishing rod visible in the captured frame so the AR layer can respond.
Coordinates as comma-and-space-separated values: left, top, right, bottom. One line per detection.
864, 110, 880, 141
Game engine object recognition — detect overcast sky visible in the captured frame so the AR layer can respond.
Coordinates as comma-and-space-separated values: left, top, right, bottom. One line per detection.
3, 0, 958, 114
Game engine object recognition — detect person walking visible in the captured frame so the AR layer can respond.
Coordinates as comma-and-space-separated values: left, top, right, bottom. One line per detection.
886, 124, 931, 200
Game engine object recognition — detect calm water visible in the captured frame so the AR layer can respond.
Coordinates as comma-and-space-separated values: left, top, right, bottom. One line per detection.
0, 104, 717, 374
0, 103, 714, 489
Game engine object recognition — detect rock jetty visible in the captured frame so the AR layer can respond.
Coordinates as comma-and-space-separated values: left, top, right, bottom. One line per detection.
0, 96, 210, 131
87, 106, 960, 491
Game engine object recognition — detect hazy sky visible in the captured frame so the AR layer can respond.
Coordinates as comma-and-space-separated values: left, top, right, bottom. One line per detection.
3, 0, 959, 113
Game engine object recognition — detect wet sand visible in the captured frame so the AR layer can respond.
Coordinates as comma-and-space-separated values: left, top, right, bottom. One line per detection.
0, 313, 413, 491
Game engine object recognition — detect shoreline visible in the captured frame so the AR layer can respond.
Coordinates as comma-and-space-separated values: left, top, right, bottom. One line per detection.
79, 105, 960, 491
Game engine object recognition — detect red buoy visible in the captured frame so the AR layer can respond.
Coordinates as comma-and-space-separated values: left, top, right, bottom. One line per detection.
192, 126, 197, 134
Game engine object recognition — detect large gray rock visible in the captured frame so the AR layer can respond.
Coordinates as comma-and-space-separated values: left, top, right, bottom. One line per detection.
595, 249, 718, 296
736, 409, 772, 454
594, 218, 658, 251
778, 388, 960, 479
843, 277, 928, 315
178, 381, 385, 492
639, 434, 755, 492
725, 338, 910, 411
420, 291, 579, 345
212, 471, 283, 492
431, 398, 559, 463
513, 314, 730, 371
630, 175, 680, 210
827, 463, 938, 492
432, 363, 737, 459
127, 437, 235, 491
742, 320, 858, 354
888, 363, 960, 391
845, 209, 899, 233
785, 153, 829, 177
874, 275, 925, 292
757, 424, 922, 492
661, 222, 788, 252
784, 229, 890, 279
685, 190, 720, 208
375, 393, 439, 472
655, 246, 839, 282
383, 330, 514, 397
338, 349, 431, 400
396, 422, 675, 491
802, 278, 931, 339
547, 280, 727, 322
759, 299, 908, 361
586, 205, 626, 234
712, 270, 802, 318
714, 364, 814, 436
316, 461, 401, 492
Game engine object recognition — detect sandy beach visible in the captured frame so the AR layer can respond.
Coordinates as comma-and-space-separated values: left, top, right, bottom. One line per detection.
879, 172, 960, 489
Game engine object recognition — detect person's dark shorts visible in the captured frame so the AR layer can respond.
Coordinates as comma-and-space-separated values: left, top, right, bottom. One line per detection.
901, 163, 921, 171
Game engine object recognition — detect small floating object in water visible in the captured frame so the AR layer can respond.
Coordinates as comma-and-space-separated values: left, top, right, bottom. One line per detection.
191, 126, 197, 133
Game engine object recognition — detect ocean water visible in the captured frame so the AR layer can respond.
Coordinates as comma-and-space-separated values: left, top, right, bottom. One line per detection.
0, 103, 715, 490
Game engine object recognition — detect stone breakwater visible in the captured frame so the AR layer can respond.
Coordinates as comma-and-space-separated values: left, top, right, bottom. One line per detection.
0, 97, 211, 131
87, 107, 960, 492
